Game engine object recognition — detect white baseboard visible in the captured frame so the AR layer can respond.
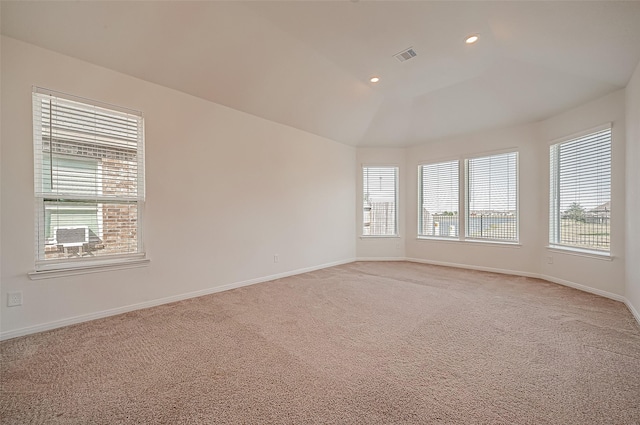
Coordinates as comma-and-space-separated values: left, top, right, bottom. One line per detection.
3, 256, 638, 340
0, 258, 356, 341
404, 257, 541, 279
624, 299, 640, 325
405, 257, 639, 325
351, 257, 640, 328
355, 257, 407, 262
405, 256, 629, 300
537, 273, 626, 302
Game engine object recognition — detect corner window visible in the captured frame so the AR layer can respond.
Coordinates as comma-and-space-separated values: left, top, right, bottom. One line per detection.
549, 126, 611, 253
33, 88, 145, 271
418, 160, 459, 238
363, 166, 398, 236
466, 152, 518, 242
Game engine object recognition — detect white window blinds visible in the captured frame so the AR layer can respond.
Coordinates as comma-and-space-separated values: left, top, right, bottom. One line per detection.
363, 166, 398, 236
466, 152, 518, 241
419, 160, 459, 238
549, 126, 611, 252
33, 88, 145, 267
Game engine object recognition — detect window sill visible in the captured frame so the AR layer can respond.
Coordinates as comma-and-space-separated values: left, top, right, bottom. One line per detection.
28, 257, 150, 280
360, 235, 401, 239
546, 246, 612, 261
416, 237, 521, 248
416, 236, 459, 242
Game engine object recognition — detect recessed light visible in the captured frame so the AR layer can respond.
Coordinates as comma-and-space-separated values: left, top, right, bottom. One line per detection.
370, 77, 380, 83
465, 34, 479, 44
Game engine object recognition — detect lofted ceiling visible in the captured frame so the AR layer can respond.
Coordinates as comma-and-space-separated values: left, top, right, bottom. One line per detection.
2, 1, 640, 147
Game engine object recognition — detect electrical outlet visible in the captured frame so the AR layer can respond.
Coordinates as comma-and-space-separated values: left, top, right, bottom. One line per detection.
547, 256, 554, 264
7, 292, 23, 307
274, 254, 279, 263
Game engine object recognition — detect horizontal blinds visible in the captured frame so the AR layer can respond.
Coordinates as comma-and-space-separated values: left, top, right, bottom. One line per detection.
33, 91, 144, 201
33, 89, 144, 264
467, 152, 518, 241
419, 160, 459, 237
550, 127, 611, 251
557, 129, 611, 211
363, 166, 397, 236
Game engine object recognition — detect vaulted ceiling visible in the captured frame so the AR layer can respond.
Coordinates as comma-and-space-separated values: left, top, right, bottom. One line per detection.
2, 1, 640, 147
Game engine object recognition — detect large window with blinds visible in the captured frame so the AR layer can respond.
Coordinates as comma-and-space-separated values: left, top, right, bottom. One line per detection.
363, 166, 398, 236
466, 152, 518, 242
419, 160, 459, 238
33, 88, 145, 270
549, 126, 611, 253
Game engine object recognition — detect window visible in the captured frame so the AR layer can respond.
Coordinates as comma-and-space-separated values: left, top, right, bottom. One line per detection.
33, 88, 145, 270
549, 126, 611, 253
363, 166, 398, 236
466, 152, 518, 242
419, 160, 459, 238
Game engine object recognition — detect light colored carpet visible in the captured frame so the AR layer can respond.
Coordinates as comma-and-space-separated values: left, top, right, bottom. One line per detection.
1, 261, 639, 424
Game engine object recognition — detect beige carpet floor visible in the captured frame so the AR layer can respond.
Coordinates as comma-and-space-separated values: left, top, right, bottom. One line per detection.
1, 261, 640, 424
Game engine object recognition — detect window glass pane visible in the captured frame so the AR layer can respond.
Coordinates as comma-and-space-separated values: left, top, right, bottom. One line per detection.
363, 166, 398, 236
466, 152, 518, 241
33, 89, 144, 265
35, 92, 142, 201
550, 128, 611, 251
43, 201, 137, 260
43, 155, 100, 196
45, 204, 99, 240
419, 160, 459, 237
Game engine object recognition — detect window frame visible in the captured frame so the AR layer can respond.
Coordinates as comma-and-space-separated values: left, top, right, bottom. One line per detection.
464, 150, 519, 243
417, 159, 460, 240
415, 150, 520, 245
361, 165, 399, 238
31, 87, 148, 277
548, 124, 612, 256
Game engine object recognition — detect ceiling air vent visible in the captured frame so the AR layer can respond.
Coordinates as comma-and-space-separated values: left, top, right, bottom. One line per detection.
394, 47, 417, 63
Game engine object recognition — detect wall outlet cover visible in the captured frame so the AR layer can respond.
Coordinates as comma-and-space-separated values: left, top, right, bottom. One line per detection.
7, 292, 23, 307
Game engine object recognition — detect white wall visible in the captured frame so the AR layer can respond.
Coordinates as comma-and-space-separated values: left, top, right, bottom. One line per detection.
538, 90, 626, 296
361, 90, 627, 300
0, 37, 356, 338
356, 148, 406, 259
1, 35, 635, 338
626, 62, 640, 318
404, 123, 543, 275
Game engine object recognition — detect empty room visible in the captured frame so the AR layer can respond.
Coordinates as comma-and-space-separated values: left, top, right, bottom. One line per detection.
1, 1, 640, 423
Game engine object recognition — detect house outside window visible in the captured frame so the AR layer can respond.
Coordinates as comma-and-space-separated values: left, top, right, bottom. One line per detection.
33, 88, 145, 271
